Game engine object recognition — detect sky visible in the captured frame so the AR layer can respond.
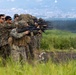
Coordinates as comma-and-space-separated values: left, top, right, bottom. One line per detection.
0, 0, 76, 18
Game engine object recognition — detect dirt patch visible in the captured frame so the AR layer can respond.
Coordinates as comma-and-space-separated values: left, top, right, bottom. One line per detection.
47, 51, 76, 62
37, 51, 76, 63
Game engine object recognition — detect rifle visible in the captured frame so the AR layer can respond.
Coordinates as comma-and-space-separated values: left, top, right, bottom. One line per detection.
17, 24, 53, 34
17, 26, 40, 33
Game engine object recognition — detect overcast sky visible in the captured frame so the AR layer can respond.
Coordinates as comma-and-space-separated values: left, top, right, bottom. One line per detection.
0, 0, 76, 18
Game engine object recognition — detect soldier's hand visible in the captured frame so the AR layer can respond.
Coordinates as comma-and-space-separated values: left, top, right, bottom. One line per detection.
24, 31, 30, 35
38, 30, 42, 34
8, 37, 13, 46
37, 26, 40, 28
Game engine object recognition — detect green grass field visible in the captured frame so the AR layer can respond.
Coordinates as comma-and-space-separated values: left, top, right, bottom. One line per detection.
0, 60, 76, 75
41, 29, 76, 50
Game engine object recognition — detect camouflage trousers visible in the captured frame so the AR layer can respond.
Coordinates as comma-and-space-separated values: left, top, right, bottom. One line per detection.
0, 44, 10, 59
10, 44, 27, 63
31, 36, 37, 50
0, 44, 10, 65
31, 35, 42, 50
27, 43, 34, 60
36, 34, 42, 50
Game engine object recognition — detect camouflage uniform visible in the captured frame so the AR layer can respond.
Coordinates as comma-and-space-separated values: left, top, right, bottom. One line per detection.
10, 21, 31, 63
30, 28, 42, 50
0, 22, 15, 62
36, 30, 42, 50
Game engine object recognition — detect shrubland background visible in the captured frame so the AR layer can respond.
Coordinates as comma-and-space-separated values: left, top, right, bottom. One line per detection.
41, 30, 76, 50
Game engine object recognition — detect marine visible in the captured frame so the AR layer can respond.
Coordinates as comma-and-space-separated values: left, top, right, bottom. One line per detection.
0, 15, 16, 65
9, 20, 31, 63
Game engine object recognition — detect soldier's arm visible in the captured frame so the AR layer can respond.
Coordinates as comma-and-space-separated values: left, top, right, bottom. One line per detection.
4, 24, 16, 29
10, 29, 26, 39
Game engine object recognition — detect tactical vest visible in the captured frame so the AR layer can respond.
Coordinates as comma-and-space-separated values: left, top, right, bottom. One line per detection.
12, 35, 31, 47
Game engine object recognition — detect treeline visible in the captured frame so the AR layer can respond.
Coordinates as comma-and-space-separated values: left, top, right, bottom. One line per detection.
46, 19, 76, 33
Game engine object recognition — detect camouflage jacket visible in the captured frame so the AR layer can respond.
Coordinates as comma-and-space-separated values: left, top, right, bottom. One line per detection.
10, 28, 26, 39
0, 23, 15, 46
10, 28, 31, 46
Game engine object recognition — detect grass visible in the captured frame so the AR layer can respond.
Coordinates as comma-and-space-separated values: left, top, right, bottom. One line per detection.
41, 29, 76, 50
0, 60, 76, 75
